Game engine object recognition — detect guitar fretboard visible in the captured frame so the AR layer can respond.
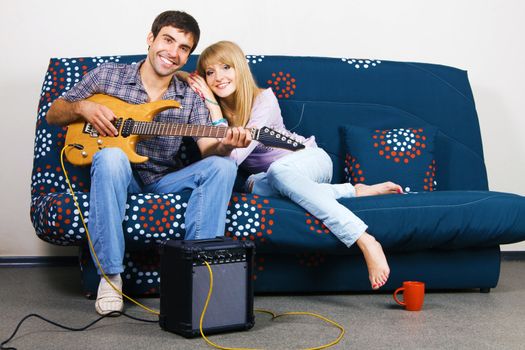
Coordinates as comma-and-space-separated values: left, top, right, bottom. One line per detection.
131, 121, 231, 138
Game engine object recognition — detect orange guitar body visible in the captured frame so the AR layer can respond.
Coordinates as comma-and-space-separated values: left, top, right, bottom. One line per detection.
64, 94, 180, 166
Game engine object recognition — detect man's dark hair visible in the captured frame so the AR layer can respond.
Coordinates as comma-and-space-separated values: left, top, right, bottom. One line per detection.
151, 11, 200, 53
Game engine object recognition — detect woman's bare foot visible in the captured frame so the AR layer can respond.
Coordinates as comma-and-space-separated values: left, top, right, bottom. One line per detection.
355, 182, 403, 197
356, 232, 390, 289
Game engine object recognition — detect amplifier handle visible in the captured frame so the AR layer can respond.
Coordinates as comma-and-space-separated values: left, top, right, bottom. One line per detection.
180, 237, 227, 245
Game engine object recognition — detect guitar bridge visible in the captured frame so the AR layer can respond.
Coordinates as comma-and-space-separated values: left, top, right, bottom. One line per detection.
82, 118, 123, 137
83, 123, 99, 137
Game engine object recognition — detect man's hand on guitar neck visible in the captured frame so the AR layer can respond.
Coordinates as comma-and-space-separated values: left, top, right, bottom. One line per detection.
47, 98, 119, 137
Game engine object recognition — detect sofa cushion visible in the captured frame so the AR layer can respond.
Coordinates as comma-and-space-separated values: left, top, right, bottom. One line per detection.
226, 191, 525, 255
34, 190, 525, 255
343, 125, 438, 193
31, 192, 191, 248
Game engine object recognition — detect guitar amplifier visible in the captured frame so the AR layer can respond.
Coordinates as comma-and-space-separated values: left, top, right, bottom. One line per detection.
159, 237, 255, 338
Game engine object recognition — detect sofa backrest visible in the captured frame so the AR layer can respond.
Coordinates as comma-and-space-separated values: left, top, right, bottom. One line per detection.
31, 55, 488, 198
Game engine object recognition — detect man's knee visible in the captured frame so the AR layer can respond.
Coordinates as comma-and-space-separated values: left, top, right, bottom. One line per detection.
91, 148, 131, 177
204, 156, 237, 179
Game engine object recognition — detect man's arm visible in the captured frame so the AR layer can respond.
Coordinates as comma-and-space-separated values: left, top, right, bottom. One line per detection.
197, 127, 252, 158
46, 63, 118, 136
46, 98, 118, 137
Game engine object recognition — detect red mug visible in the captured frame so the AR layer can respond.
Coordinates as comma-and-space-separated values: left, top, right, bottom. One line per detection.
393, 281, 425, 311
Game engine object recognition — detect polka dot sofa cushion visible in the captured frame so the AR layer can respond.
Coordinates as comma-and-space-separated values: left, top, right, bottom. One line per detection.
343, 125, 438, 193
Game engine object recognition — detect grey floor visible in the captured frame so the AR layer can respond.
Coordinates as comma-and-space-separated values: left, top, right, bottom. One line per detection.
1, 261, 525, 350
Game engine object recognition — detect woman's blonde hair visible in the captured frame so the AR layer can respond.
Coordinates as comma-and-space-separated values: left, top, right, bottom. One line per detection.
197, 41, 260, 127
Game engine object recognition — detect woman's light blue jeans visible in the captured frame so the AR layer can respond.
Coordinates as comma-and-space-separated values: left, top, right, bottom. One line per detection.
87, 148, 237, 275
247, 147, 368, 247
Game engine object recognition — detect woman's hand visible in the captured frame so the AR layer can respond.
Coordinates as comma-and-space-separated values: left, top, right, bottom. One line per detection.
175, 71, 217, 104
197, 126, 252, 157
214, 127, 252, 155
222, 126, 252, 148
188, 73, 218, 105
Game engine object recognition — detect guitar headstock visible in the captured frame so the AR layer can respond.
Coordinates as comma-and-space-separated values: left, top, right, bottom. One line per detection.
253, 127, 306, 151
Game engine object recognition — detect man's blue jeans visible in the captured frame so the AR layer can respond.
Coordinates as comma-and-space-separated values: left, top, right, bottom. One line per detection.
248, 147, 368, 247
87, 148, 237, 275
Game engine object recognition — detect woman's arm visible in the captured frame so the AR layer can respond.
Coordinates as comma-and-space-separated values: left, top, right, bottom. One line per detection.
182, 73, 227, 125
228, 90, 279, 165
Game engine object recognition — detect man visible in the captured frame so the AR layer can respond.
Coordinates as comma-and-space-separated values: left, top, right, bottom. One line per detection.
46, 11, 251, 315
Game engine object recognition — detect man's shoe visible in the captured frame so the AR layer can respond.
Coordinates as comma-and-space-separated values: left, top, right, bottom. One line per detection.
95, 275, 123, 316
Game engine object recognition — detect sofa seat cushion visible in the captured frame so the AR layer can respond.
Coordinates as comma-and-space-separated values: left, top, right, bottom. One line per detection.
31, 191, 192, 248
33, 190, 525, 255
235, 191, 525, 254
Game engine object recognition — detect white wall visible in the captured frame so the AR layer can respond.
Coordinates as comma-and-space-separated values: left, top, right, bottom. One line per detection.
1, 0, 524, 256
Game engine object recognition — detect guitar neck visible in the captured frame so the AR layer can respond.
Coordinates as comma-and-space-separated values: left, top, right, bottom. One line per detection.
117, 119, 303, 151
130, 121, 246, 139
65, 95, 304, 168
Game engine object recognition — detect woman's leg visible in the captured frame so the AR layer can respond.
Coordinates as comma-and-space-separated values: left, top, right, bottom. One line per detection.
246, 172, 280, 197
265, 148, 389, 289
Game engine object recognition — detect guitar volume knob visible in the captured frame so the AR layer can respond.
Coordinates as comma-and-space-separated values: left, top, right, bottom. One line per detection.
81, 151, 88, 158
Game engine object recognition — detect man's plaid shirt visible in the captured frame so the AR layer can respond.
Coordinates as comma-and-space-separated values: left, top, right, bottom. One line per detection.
61, 60, 211, 185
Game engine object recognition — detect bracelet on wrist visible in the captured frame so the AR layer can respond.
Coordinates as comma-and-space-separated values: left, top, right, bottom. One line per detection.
211, 118, 228, 126
205, 97, 219, 106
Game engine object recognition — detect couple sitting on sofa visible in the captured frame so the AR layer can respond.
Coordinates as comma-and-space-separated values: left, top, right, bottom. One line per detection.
46, 10, 402, 316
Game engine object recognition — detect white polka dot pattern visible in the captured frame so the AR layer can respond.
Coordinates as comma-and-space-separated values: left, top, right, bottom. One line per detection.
341, 58, 381, 69
225, 195, 275, 243
32, 192, 190, 246
246, 55, 264, 64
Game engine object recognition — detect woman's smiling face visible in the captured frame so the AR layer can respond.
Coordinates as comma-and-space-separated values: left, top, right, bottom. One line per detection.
204, 63, 237, 99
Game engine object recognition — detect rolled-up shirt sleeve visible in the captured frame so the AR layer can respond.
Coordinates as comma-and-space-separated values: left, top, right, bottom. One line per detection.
61, 65, 102, 102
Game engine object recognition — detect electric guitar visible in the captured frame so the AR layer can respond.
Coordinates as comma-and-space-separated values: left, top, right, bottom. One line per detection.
64, 94, 305, 166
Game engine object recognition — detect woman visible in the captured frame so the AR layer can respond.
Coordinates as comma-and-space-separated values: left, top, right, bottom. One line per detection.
186, 41, 403, 289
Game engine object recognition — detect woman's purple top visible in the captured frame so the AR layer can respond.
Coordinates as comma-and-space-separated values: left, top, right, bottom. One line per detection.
228, 88, 317, 173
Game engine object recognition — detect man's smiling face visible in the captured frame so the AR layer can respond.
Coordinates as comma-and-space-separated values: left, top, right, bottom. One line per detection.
146, 26, 194, 78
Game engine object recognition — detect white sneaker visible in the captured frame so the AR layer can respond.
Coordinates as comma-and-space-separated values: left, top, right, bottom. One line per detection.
95, 275, 123, 316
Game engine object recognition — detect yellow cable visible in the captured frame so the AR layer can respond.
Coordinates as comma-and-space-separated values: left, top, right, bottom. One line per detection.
199, 261, 345, 350
60, 146, 159, 315
199, 261, 260, 350
254, 310, 345, 350
61, 145, 345, 349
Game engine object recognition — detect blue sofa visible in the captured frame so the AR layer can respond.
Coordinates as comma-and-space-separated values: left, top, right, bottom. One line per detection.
31, 54, 525, 297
